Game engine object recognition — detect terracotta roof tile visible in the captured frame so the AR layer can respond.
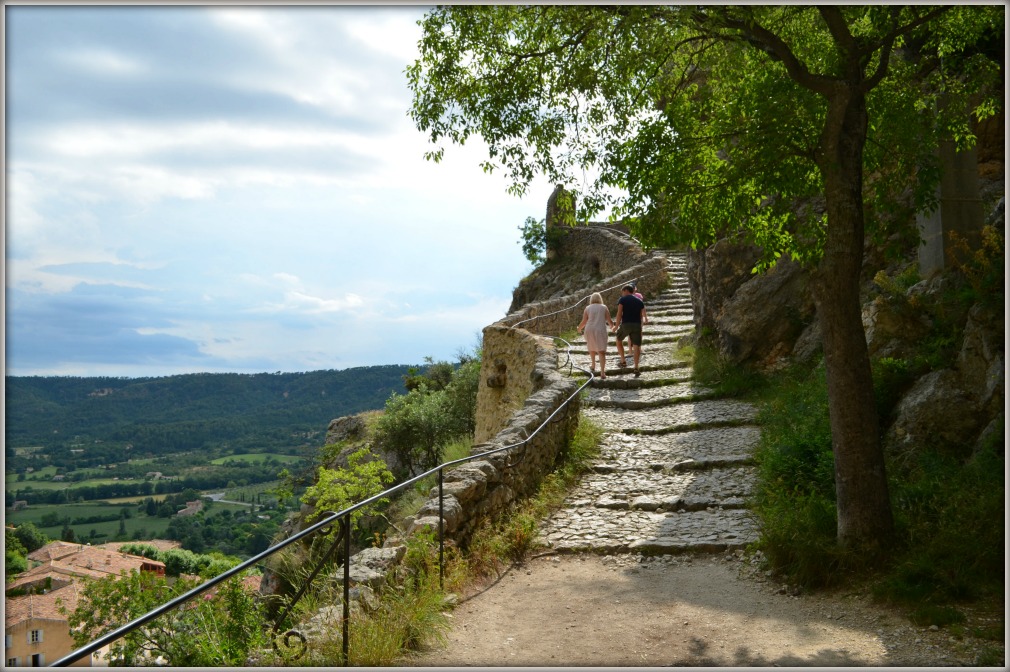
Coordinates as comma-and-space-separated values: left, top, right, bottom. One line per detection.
5, 583, 80, 628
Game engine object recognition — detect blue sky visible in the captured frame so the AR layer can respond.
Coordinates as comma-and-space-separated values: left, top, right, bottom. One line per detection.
4, 4, 554, 377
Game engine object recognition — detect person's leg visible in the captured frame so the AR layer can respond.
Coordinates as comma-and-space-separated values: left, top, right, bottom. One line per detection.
615, 331, 626, 367
632, 326, 642, 374
590, 351, 598, 373
600, 351, 607, 378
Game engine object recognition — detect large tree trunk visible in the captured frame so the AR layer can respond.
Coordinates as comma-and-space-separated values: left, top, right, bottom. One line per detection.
814, 87, 895, 547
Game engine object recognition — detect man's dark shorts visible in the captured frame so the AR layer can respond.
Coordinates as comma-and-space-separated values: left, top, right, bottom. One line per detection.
616, 322, 642, 346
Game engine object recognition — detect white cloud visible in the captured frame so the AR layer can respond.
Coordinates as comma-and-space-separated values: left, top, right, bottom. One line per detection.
59, 47, 147, 76
4, 6, 543, 377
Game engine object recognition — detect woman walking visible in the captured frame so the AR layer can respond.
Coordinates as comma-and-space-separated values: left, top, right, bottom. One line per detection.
577, 292, 615, 379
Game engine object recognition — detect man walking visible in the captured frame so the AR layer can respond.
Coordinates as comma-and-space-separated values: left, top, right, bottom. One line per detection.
613, 284, 646, 377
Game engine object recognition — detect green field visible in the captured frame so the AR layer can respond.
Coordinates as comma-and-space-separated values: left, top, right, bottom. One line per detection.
102, 494, 170, 504
209, 453, 304, 466
6, 476, 148, 492
5, 502, 174, 543
219, 480, 284, 506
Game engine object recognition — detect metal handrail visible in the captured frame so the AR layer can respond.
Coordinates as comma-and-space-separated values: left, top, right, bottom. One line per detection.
50, 324, 600, 668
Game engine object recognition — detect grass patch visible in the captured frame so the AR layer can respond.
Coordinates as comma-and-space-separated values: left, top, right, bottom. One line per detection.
680, 342, 767, 398
289, 531, 453, 666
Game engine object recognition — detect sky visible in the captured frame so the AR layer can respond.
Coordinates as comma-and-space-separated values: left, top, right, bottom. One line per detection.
4, 4, 555, 378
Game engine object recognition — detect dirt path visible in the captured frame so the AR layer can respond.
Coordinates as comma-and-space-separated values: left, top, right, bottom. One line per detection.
405, 552, 995, 667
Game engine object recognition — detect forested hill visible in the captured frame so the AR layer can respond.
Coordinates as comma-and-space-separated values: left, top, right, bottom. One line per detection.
5, 366, 412, 461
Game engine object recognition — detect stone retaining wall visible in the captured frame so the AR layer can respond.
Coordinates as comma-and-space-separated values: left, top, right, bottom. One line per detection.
407, 328, 580, 545
401, 225, 668, 548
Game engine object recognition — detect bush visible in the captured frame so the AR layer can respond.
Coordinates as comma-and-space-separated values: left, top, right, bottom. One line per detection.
754, 358, 1004, 608
878, 435, 1005, 605
301, 447, 395, 541
374, 353, 482, 476
64, 570, 270, 667
751, 363, 843, 586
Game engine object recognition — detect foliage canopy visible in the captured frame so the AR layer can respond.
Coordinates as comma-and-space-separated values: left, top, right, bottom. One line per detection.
408, 5, 1001, 267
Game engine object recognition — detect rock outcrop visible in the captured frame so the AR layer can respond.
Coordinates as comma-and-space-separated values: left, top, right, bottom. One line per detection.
687, 239, 816, 369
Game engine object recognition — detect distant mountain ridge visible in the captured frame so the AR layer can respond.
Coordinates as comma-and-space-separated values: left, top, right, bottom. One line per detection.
5, 366, 413, 460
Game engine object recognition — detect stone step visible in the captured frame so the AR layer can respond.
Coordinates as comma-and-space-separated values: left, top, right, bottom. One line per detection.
540, 507, 758, 555
596, 427, 760, 468
564, 465, 755, 507
648, 300, 693, 310
575, 368, 695, 388
580, 399, 758, 433
565, 355, 686, 376
584, 382, 719, 409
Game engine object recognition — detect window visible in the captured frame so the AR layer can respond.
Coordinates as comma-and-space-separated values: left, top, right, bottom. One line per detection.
29, 630, 43, 644
7, 657, 19, 667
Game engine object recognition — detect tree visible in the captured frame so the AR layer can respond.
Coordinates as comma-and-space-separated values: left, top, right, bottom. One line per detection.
5, 534, 29, 576
408, 5, 1002, 547
61, 570, 269, 666
301, 447, 395, 539
13, 521, 50, 553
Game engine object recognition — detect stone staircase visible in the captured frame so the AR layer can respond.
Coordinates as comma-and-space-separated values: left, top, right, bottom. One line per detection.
541, 251, 761, 555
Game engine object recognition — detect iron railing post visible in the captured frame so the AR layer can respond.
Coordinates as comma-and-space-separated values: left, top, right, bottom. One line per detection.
438, 468, 445, 591
342, 516, 350, 665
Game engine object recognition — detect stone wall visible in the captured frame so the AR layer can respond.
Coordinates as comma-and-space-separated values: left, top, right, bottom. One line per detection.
553, 224, 650, 281
407, 328, 581, 545
405, 222, 666, 548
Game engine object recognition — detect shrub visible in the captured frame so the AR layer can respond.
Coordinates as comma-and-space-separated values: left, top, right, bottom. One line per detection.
374, 353, 482, 476
751, 363, 842, 586
301, 447, 395, 541
948, 224, 1004, 308
878, 435, 1005, 605
64, 570, 270, 667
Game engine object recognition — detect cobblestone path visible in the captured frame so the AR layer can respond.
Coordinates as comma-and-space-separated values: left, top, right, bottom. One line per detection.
541, 251, 761, 555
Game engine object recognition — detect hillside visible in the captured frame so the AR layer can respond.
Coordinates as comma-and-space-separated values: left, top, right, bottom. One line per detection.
5, 366, 412, 469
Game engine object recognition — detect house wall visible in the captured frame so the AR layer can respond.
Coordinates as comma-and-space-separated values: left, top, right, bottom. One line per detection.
5, 617, 90, 667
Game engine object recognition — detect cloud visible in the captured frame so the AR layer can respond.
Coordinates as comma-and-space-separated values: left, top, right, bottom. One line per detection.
4, 5, 545, 378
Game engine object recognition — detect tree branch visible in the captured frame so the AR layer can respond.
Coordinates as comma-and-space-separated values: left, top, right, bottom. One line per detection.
863, 6, 952, 91
703, 7, 839, 97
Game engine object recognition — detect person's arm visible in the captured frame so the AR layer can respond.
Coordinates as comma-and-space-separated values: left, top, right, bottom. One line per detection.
613, 303, 624, 330
577, 307, 589, 333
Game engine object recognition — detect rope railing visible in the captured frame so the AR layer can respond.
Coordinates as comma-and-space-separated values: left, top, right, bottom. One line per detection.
51, 307, 610, 668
